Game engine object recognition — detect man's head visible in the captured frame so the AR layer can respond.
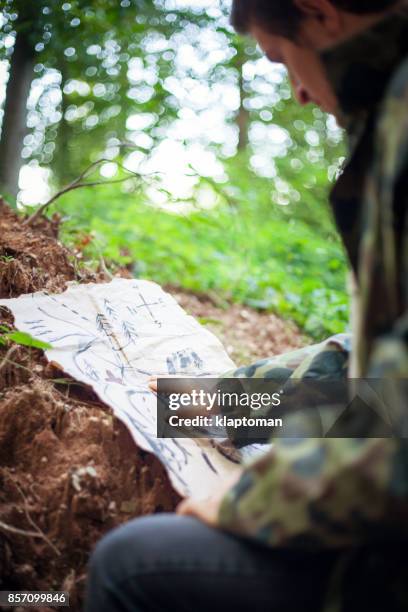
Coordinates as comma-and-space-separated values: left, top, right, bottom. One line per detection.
231, 0, 401, 114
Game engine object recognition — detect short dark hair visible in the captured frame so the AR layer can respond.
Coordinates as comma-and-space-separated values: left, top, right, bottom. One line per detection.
231, 0, 400, 38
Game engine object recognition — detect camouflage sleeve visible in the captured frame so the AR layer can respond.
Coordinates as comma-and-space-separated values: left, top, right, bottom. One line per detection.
218, 63, 408, 548
219, 438, 408, 547
364, 59, 408, 378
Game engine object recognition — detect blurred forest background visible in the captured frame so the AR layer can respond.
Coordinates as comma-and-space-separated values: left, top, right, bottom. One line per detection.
0, 0, 349, 339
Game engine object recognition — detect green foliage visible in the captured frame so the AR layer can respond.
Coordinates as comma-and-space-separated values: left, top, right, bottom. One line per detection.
58, 165, 349, 339
0, 0, 233, 184
0, 325, 53, 349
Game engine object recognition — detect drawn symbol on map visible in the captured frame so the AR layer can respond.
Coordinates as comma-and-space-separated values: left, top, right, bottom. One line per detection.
166, 349, 204, 375
104, 299, 117, 320
83, 359, 100, 382
127, 292, 165, 328
105, 370, 125, 385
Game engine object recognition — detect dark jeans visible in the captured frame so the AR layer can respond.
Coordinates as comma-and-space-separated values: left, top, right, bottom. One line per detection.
85, 513, 340, 612
85, 513, 405, 612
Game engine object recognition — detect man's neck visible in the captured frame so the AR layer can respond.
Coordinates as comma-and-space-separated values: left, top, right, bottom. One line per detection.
321, 9, 408, 128
323, 3, 404, 51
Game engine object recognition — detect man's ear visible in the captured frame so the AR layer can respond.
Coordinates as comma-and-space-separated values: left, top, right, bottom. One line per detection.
294, 0, 343, 36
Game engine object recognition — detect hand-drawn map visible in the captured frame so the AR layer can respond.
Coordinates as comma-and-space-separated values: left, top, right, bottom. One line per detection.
0, 278, 250, 499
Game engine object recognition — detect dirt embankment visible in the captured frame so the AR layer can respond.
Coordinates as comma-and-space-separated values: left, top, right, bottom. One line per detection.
0, 200, 180, 610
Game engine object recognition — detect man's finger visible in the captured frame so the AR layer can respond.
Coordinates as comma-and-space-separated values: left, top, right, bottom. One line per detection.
148, 376, 158, 392
176, 498, 194, 515
147, 375, 194, 394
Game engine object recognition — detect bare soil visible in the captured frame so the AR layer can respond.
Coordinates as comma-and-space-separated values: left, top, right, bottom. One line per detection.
0, 199, 306, 611
168, 288, 306, 366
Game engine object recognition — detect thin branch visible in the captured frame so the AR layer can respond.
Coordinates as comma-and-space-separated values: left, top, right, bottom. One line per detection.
1, 355, 100, 397
23, 157, 148, 226
0, 345, 19, 374
1, 356, 104, 410
53, 388, 105, 409
0, 356, 36, 377
3, 471, 61, 556
98, 255, 114, 280
26, 177, 136, 223
0, 519, 45, 539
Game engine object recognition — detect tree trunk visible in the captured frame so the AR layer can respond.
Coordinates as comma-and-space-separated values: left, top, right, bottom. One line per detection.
0, 31, 35, 200
53, 63, 71, 187
236, 49, 249, 152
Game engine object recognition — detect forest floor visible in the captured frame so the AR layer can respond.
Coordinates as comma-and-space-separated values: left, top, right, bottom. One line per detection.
0, 198, 306, 610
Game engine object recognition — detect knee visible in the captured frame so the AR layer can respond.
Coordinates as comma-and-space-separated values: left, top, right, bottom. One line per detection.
86, 518, 159, 612
88, 522, 130, 586
88, 513, 184, 585
88, 515, 153, 587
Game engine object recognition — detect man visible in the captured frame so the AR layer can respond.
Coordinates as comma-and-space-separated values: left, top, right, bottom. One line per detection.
85, 1, 408, 610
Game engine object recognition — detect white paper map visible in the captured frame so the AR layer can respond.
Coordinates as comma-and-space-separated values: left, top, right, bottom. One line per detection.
0, 278, 245, 499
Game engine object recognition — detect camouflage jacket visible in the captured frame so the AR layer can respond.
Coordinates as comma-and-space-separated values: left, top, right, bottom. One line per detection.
218, 10, 408, 601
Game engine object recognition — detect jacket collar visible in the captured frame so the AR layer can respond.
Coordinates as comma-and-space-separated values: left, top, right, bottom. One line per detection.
320, 11, 408, 139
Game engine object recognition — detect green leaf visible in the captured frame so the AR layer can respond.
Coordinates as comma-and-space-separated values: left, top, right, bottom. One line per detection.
6, 331, 53, 350
197, 317, 223, 326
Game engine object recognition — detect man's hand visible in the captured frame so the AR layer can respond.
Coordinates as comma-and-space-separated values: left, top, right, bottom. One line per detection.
176, 472, 242, 527
176, 495, 221, 527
